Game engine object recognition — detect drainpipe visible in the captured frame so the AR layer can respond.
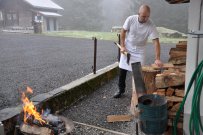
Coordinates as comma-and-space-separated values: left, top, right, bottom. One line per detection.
184, 0, 203, 134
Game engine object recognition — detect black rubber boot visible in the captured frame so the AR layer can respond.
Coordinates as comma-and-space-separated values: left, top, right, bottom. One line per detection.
113, 68, 127, 98
113, 91, 124, 98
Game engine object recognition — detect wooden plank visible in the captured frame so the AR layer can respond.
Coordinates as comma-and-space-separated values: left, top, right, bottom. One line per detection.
107, 115, 133, 122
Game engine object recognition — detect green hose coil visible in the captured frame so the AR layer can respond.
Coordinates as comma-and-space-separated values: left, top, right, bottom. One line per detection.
173, 59, 203, 135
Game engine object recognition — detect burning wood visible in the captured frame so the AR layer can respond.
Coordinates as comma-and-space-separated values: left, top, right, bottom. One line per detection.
20, 124, 53, 135
19, 87, 74, 135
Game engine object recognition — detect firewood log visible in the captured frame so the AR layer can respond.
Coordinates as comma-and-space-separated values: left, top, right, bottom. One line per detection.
166, 87, 175, 96
156, 72, 185, 88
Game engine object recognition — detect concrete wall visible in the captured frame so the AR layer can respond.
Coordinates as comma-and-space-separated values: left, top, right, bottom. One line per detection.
184, 0, 203, 134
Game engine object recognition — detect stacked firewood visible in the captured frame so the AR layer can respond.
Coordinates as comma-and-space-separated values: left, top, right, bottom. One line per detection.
155, 72, 185, 129
169, 41, 187, 65
155, 41, 187, 130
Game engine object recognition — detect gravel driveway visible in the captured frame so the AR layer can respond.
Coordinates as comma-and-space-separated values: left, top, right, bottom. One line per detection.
0, 32, 175, 110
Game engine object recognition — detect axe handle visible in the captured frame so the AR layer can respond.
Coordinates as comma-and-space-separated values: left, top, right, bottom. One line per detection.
114, 42, 128, 56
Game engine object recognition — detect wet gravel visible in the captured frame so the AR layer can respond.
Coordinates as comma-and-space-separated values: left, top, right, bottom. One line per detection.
0, 32, 175, 112
62, 74, 135, 134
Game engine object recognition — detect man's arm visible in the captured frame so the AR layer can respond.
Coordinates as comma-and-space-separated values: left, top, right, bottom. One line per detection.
152, 38, 163, 67
120, 28, 127, 53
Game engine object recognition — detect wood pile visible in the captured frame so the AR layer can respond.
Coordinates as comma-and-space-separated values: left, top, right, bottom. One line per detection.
156, 41, 187, 130
168, 41, 187, 65
142, 41, 187, 131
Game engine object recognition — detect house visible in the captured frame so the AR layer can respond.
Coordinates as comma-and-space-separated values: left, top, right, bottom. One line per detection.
0, 0, 63, 32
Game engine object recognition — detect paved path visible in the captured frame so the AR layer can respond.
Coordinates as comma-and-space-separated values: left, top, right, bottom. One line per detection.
0, 32, 175, 110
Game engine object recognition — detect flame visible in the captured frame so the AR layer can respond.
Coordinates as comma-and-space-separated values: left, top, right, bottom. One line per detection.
21, 86, 46, 125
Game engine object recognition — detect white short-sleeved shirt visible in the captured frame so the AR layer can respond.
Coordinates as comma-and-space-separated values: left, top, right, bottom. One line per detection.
119, 15, 159, 71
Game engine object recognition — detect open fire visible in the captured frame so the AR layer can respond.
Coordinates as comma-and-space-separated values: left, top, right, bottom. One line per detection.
21, 87, 46, 125
18, 87, 74, 135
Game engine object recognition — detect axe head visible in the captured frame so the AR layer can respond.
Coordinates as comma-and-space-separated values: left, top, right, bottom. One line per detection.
127, 53, 131, 65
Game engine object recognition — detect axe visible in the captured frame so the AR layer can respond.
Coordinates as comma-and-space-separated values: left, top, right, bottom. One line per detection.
114, 42, 131, 65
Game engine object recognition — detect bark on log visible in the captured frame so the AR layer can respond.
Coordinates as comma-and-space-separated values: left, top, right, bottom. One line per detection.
142, 66, 160, 93
156, 72, 185, 88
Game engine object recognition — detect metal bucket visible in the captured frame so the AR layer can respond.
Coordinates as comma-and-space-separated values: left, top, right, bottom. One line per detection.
138, 94, 168, 134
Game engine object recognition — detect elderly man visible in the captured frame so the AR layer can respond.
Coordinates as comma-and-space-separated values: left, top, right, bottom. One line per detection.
114, 5, 163, 98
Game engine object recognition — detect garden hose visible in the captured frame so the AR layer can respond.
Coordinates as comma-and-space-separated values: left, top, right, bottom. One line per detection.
173, 59, 203, 135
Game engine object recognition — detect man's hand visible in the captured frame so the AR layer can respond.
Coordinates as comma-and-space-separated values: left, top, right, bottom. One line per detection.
154, 59, 163, 67
120, 46, 127, 54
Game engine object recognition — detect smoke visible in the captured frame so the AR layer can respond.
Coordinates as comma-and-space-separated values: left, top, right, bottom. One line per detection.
100, 0, 188, 33
100, 0, 133, 31
100, 0, 148, 31
56, 0, 188, 33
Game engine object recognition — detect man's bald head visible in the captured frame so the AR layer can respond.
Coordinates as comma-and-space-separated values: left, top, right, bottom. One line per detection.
139, 5, 150, 14
138, 5, 151, 23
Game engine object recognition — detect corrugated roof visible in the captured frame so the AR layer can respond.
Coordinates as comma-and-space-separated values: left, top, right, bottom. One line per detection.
39, 11, 62, 17
23, 0, 63, 10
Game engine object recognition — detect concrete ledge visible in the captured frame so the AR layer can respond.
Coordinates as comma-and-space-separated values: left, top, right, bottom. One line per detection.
0, 62, 118, 134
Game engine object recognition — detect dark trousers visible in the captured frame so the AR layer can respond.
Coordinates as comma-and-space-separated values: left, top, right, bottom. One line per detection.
118, 68, 128, 93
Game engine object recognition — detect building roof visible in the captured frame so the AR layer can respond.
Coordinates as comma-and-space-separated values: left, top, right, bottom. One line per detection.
23, 0, 63, 10
39, 11, 62, 17
165, 0, 189, 4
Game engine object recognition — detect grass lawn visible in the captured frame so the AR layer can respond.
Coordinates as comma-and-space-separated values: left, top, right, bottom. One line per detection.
44, 30, 187, 44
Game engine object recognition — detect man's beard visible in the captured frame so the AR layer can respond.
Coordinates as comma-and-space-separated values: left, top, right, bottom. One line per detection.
138, 17, 146, 23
